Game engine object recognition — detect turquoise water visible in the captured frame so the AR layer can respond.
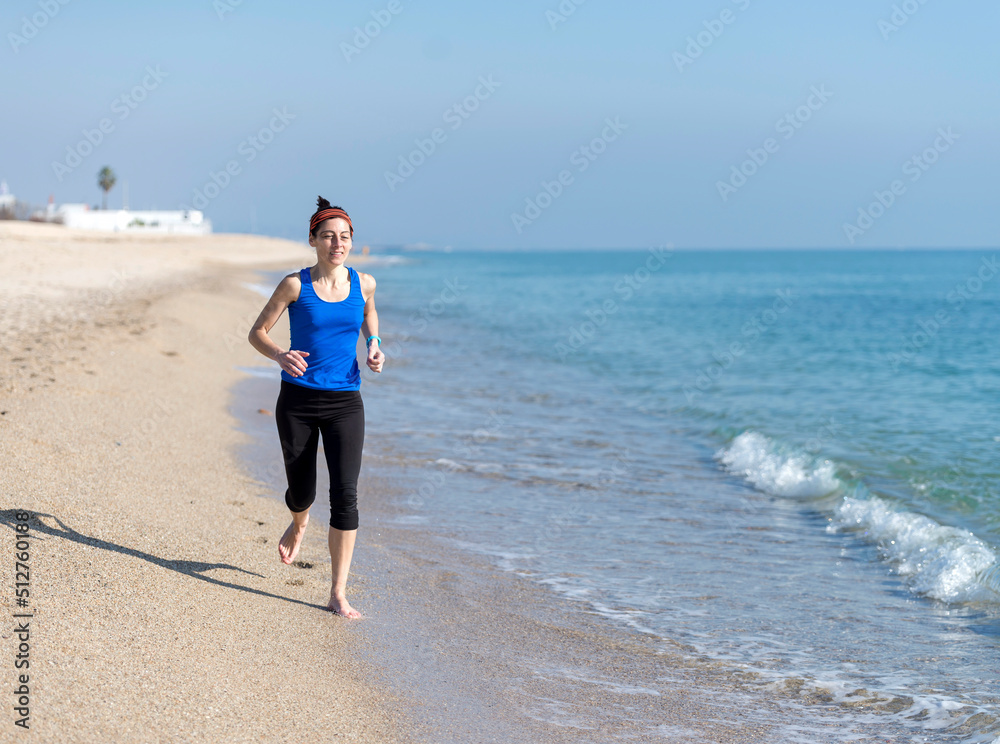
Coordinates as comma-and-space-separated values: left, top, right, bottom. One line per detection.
266, 249, 1000, 742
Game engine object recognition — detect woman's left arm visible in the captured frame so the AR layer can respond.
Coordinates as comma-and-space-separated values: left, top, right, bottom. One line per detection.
360, 272, 385, 373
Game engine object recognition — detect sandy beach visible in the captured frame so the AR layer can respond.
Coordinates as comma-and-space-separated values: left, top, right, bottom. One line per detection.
0, 222, 407, 743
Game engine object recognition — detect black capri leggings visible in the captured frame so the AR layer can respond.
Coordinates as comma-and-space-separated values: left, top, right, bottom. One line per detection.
274, 380, 365, 531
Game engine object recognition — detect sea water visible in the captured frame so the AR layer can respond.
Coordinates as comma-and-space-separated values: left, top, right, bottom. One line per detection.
256, 249, 1000, 742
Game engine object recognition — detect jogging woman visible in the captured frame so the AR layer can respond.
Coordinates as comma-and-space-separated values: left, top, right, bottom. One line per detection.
248, 197, 385, 619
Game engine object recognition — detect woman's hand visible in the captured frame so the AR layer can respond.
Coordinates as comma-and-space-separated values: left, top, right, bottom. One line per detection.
366, 344, 385, 373
275, 349, 310, 377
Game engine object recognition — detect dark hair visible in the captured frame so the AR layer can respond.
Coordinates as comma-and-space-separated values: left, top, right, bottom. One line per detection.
309, 196, 352, 237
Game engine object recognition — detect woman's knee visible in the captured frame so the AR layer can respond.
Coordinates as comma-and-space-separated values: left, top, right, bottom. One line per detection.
285, 487, 315, 513
329, 510, 359, 531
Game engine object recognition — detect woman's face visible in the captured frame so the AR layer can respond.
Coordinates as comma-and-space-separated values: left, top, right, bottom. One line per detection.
309, 217, 352, 265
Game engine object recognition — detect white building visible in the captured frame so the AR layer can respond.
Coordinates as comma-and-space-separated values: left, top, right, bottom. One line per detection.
55, 204, 212, 234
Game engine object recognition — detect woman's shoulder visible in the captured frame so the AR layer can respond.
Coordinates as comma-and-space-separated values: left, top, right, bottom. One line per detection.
273, 269, 304, 302
354, 267, 376, 297
282, 268, 306, 287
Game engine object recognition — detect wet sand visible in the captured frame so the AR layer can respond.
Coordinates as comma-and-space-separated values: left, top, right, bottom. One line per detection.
0, 222, 406, 743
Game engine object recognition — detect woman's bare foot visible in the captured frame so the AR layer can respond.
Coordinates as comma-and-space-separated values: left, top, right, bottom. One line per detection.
278, 514, 309, 564
327, 593, 363, 619
327, 527, 360, 617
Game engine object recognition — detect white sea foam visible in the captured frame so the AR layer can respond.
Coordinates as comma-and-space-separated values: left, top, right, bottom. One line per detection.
718, 430, 1000, 605
534, 666, 661, 696
830, 494, 999, 604
716, 431, 842, 498
446, 538, 536, 573
433, 457, 467, 471
769, 677, 998, 743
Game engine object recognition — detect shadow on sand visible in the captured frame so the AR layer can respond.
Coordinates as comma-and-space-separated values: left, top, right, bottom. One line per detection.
0, 508, 329, 612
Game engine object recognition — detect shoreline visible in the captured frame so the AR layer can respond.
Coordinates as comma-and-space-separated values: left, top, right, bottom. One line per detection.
0, 223, 404, 742
235, 254, 995, 743
232, 370, 782, 744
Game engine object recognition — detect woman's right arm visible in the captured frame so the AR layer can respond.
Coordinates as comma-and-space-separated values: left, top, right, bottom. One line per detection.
247, 273, 310, 377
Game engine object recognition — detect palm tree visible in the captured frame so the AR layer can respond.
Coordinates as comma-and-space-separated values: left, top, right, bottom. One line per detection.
97, 167, 117, 210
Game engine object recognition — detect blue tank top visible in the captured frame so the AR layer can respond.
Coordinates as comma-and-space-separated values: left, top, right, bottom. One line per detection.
281, 266, 364, 391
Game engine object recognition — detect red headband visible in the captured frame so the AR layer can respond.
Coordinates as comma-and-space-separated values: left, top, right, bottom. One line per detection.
310, 208, 353, 236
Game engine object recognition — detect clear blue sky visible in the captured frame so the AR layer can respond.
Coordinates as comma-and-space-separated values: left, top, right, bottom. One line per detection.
3, 0, 998, 248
